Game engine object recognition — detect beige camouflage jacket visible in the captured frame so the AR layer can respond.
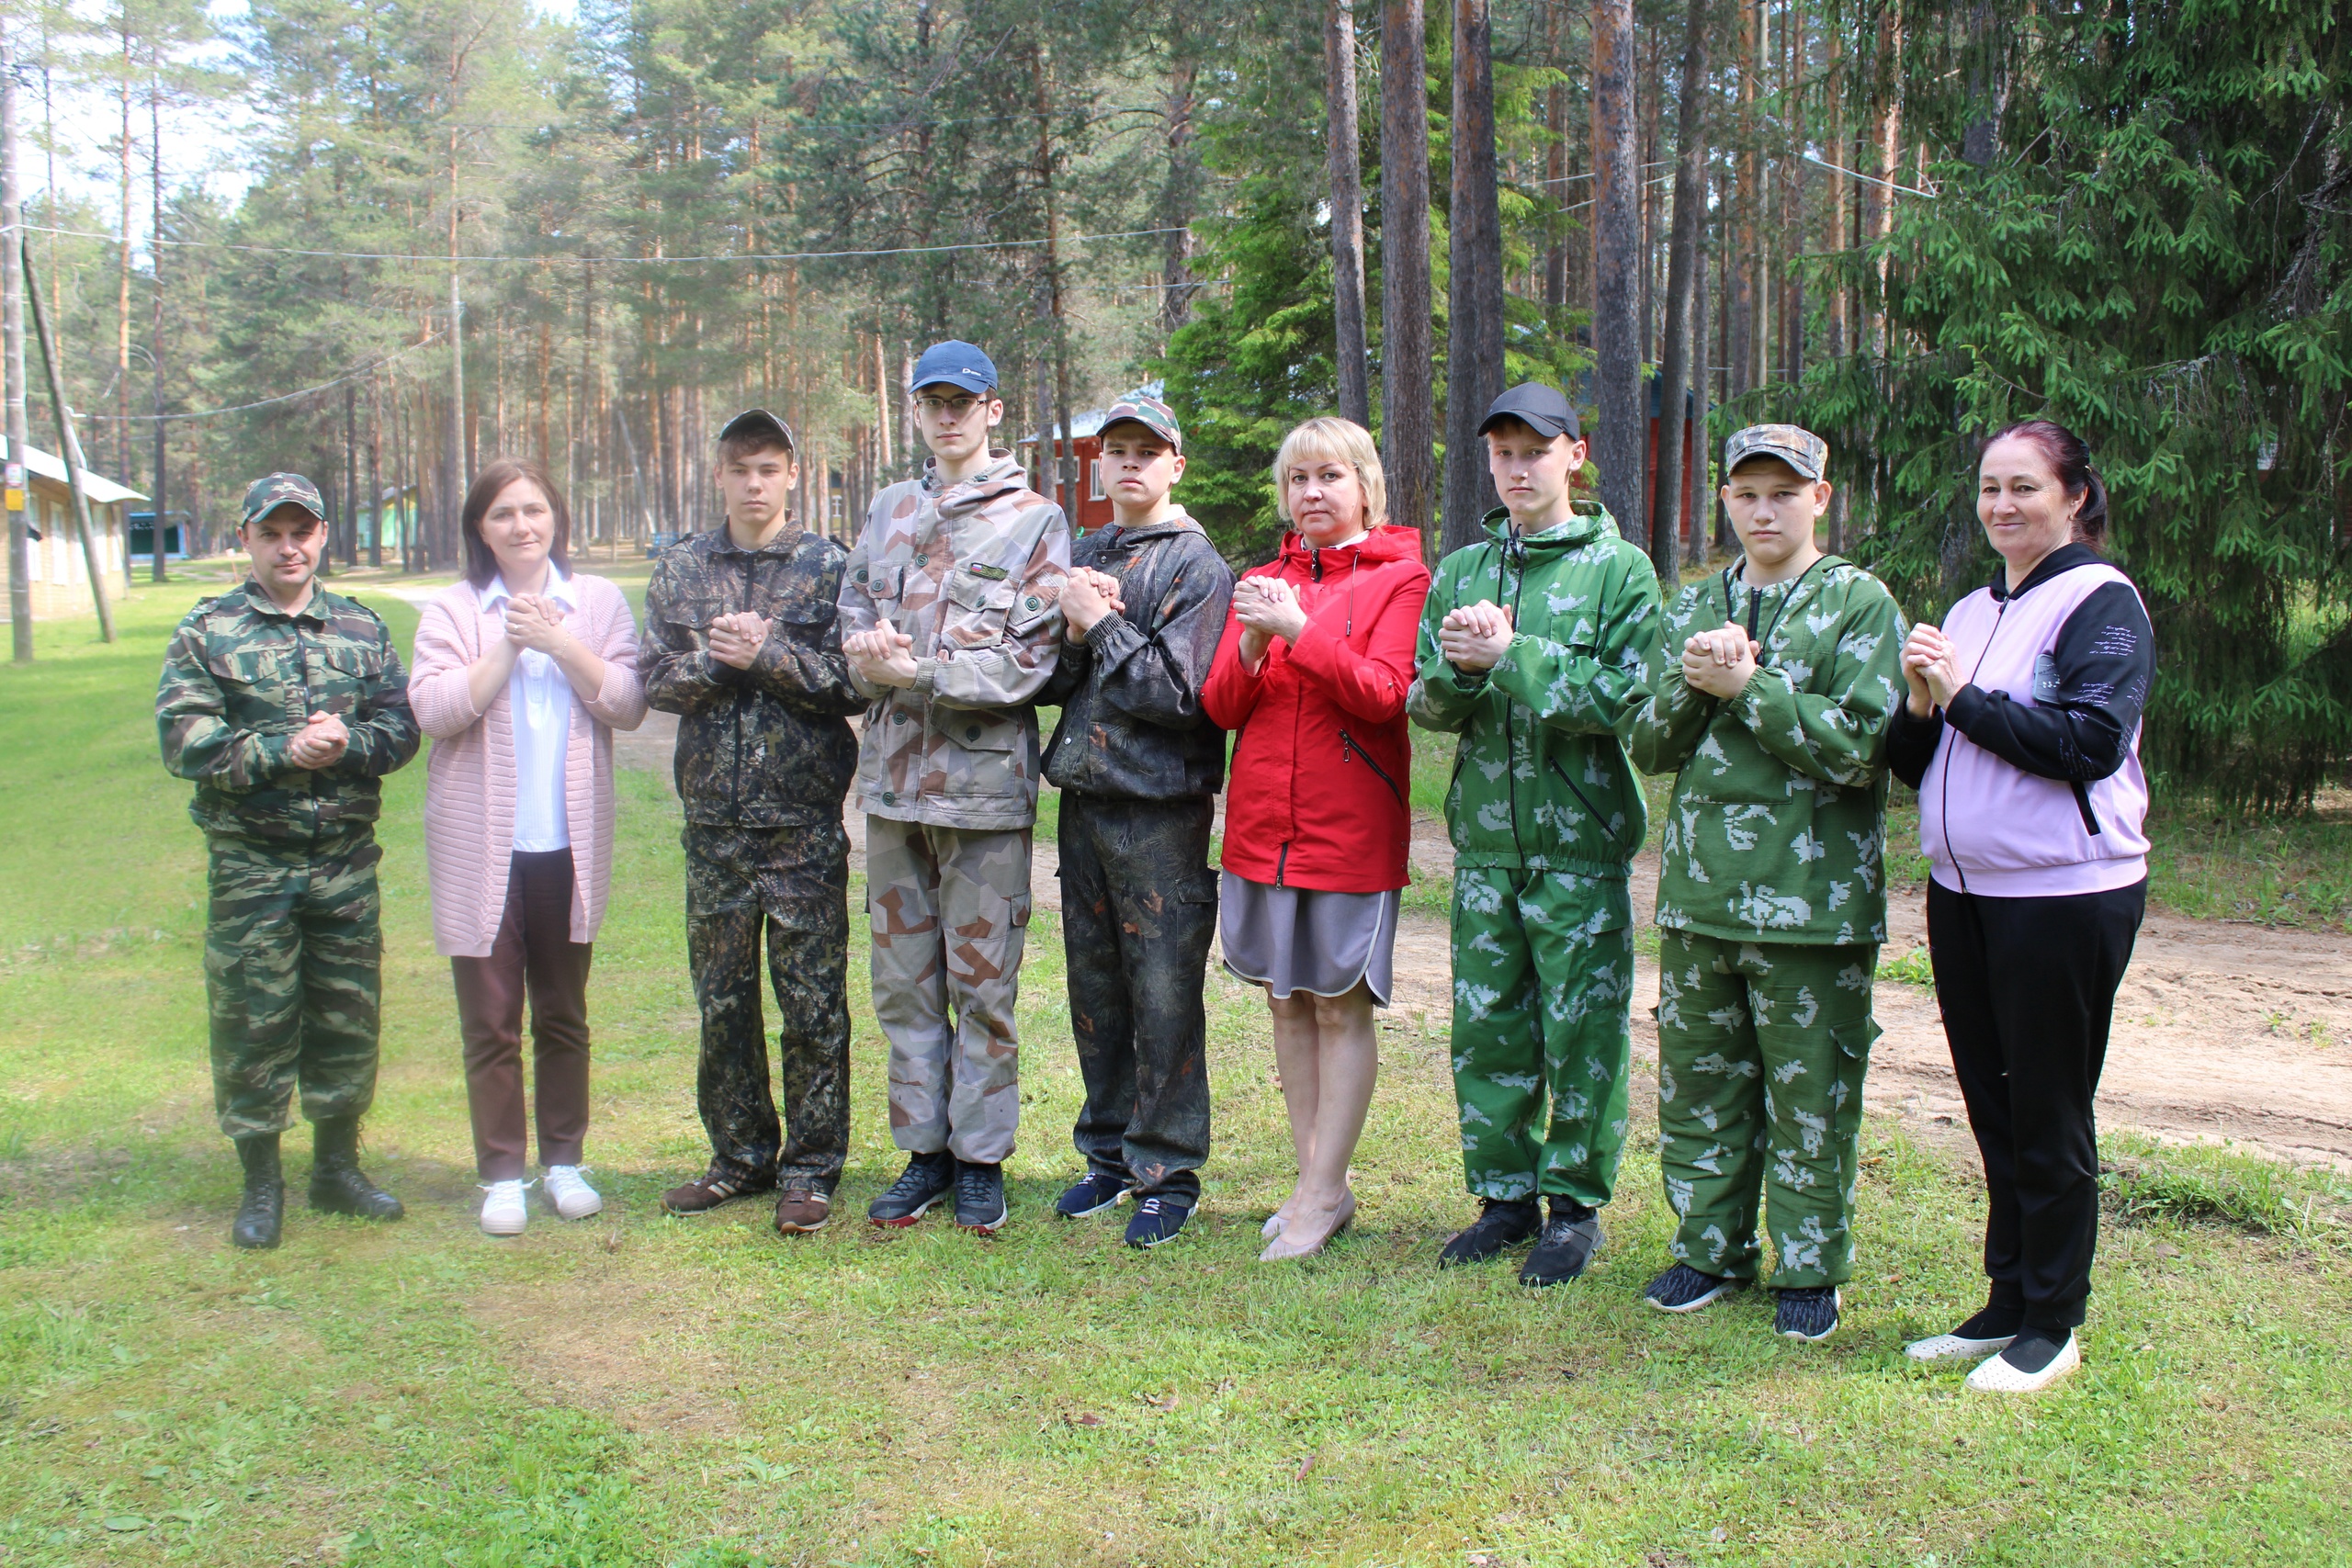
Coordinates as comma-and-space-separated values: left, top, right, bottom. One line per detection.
836, 451, 1070, 830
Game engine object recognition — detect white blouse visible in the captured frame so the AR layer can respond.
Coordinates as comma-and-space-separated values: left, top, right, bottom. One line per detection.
485, 567, 578, 853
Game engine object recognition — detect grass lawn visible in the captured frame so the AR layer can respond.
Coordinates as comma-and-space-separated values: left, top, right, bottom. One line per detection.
1, 572, 2347, 1567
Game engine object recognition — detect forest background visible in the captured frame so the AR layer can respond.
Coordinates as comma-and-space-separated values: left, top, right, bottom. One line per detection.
5, 0, 2349, 807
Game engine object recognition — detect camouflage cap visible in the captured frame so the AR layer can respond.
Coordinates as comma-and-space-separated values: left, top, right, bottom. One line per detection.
1724, 423, 1829, 481
1098, 390, 1182, 452
241, 472, 327, 527
718, 406, 797, 455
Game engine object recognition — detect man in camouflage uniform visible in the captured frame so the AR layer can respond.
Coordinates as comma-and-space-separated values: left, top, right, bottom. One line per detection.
1039, 393, 1233, 1248
1626, 423, 1905, 1343
639, 408, 866, 1235
837, 340, 1069, 1234
1407, 383, 1663, 1288
157, 473, 421, 1250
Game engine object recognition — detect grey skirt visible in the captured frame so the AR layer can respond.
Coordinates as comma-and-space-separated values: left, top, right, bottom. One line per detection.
1218, 871, 1400, 1007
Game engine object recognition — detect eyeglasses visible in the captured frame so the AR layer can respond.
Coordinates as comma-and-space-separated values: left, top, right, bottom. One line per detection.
915, 396, 983, 418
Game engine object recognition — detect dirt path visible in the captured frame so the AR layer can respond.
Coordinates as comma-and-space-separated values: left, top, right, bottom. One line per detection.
620, 711, 2352, 1168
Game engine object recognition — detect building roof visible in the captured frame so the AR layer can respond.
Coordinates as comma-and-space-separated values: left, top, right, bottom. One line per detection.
1018, 380, 1169, 445
0, 434, 146, 505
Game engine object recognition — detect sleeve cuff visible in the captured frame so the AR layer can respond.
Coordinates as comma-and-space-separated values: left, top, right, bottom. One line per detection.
911, 657, 940, 699
1943, 683, 1991, 736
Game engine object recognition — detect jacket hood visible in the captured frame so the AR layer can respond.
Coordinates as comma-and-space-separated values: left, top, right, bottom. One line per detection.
1479, 500, 1617, 553
1273, 522, 1423, 572
1990, 541, 2105, 603
922, 450, 1031, 517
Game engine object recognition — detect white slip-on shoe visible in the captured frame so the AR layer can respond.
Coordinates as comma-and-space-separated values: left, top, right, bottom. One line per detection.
480, 1179, 529, 1236
1965, 1333, 2080, 1393
1905, 1330, 2017, 1362
543, 1165, 604, 1221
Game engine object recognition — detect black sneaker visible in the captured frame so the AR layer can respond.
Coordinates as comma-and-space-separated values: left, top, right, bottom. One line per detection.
867, 1151, 955, 1227
1774, 1285, 1841, 1342
954, 1160, 1008, 1233
1124, 1194, 1192, 1248
1056, 1169, 1131, 1219
1436, 1198, 1542, 1268
1519, 1200, 1604, 1288
1644, 1262, 1745, 1314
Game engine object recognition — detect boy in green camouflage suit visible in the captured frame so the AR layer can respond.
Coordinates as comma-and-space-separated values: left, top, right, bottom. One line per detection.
1626, 424, 1906, 1343
1408, 383, 1663, 1289
157, 474, 421, 1250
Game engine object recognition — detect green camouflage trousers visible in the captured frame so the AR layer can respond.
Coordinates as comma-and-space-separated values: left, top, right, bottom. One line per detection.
204, 832, 382, 1140
1450, 866, 1634, 1206
1656, 931, 1881, 1289
684, 823, 853, 1191
865, 817, 1032, 1164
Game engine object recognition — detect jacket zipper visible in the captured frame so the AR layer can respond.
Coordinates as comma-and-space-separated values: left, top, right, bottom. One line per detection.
733, 552, 754, 815
1274, 840, 1289, 888
2071, 781, 2103, 837
1547, 754, 1626, 859
1340, 729, 1404, 808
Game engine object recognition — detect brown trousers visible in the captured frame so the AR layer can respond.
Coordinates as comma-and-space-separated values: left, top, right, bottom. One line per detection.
453, 850, 594, 1180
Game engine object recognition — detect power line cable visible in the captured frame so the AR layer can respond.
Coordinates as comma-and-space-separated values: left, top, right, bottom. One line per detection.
85, 331, 447, 423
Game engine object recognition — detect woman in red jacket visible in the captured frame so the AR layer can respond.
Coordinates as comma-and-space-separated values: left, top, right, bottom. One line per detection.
1203, 415, 1430, 1260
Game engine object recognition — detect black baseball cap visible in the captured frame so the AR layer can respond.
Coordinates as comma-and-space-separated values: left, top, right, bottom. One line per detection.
1477, 382, 1581, 441
717, 407, 797, 454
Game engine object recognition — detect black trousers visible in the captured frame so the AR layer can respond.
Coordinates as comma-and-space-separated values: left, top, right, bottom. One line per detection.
1928, 876, 2144, 1331
1057, 795, 1218, 1201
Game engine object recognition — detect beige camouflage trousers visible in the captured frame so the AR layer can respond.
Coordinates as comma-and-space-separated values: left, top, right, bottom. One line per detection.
865, 817, 1033, 1163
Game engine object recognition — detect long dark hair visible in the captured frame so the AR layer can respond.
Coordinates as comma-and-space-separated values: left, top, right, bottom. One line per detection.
1980, 419, 2110, 547
461, 458, 573, 590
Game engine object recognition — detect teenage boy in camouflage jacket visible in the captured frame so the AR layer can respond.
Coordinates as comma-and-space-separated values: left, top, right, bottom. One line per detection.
1407, 383, 1663, 1289
1037, 393, 1234, 1249
157, 474, 421, 1250
640, 409, 866, 1235
1626, 423, 1906, 1344
837, 340, 1070, 1234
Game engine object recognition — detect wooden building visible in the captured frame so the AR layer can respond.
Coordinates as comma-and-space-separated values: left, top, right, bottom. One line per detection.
0, 434, 145, 623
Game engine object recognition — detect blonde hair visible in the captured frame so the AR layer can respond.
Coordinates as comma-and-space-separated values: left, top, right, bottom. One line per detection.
1272, 416, 1387, 531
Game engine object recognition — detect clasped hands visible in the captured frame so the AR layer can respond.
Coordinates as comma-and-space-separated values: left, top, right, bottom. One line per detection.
502, 593, 576, 660
1901, 623, 1964, 714
1232, 576, 1308, 666
702, 610, 772, 671
843, 626, 920, 688
1681, 622, 1762, 700
1062, 567, 1125, 639
287, 710, 350, 771
1440, 601, 1517, 673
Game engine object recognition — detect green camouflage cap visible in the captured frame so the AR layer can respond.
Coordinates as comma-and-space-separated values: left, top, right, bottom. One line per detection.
1098, 390, 1182, 452
241, 471, 327, 527
1724, 423, 1829, 481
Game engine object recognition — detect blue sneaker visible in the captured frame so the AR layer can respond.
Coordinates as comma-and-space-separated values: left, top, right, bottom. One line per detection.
1055, 1169, 1131, 1219
1123, 1194, 1192, 1248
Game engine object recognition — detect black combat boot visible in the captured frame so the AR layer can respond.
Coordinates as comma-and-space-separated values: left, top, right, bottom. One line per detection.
308, 1116, 405, 1221
232, 1134, 285, 1250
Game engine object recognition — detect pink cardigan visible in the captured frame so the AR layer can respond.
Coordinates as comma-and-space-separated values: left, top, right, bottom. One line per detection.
409, 573, 650, 958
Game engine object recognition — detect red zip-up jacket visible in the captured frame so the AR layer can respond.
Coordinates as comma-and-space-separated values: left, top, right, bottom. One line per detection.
1203, 525, 1430, 893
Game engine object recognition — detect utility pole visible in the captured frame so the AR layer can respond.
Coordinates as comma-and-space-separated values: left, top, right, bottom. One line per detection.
27, 239, 113, 639
1590, 0, 1645, 547
4, 35, 31, 663
1324, 0, 1369, 428
148, 62, 165, 581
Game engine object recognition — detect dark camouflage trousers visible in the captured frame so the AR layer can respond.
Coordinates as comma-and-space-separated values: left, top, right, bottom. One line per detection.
684, 822, 853, 1191
1059, 795, 1217, 1201
205, 832, 382, 1140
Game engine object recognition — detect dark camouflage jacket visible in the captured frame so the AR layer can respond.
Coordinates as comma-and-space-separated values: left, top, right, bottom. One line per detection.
639, 523, 865, 828
156, 580, 421, 843
1042, 511, 1235, 801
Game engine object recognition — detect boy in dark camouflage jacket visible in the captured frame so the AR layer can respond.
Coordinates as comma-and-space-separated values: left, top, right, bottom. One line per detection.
157, 473, 421, 1250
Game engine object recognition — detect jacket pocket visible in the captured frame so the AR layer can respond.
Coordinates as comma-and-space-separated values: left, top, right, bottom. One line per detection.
1546, 752, 1633, 860
933, 709, 1024, 798
1339, 729, 1405, 809
943, 567, 1016, 647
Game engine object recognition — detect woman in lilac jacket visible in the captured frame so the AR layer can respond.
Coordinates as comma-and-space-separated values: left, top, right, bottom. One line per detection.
1886, 420, 2154, 1394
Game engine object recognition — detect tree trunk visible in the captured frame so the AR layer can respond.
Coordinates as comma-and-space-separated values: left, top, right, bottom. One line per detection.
1690, 200, 1713, 563
1861, 1, 1901, 356
1653, 0, 1709, 592
1326, 0, 1371, 428
1034, 40, 1074, 519
1730, 0, 1758, 403
1442, 0, 1506, 556
367, 380, 382, 570
1379, 0, 1437, 542
1589, 0, 1644, 544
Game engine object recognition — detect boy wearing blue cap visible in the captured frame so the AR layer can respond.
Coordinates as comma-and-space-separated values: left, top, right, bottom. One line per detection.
838, 342, 1071, 1234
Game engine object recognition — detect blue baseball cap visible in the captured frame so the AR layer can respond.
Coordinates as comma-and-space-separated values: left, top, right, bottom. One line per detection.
909, 340, 998, 396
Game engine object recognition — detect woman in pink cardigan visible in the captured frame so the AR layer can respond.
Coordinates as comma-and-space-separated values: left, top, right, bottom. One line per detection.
410, 458, 648, 1236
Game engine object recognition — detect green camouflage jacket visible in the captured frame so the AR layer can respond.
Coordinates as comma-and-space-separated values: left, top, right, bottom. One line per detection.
1407, 503, 1663, 879
639, 523, 865, 828
156, 580, 421, 843
836, 451, 1070, 830
1627, 556, 1906, 945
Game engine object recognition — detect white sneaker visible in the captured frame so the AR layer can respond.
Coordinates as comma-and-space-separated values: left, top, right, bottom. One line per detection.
1905, 1330, 2017, 1362
543, 1165, 604, 1221
1965, 1333, 2081, 1393
480, 1179, 529, 1236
